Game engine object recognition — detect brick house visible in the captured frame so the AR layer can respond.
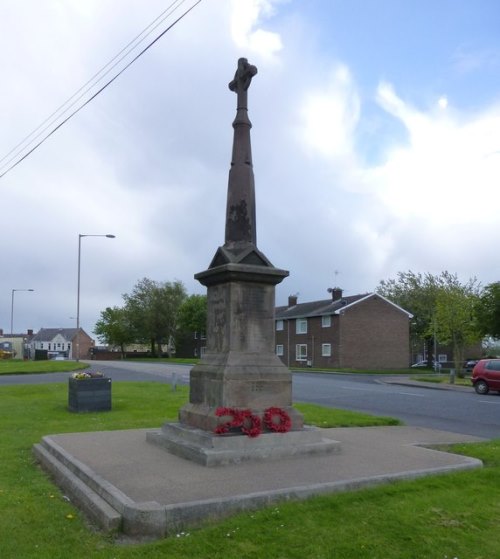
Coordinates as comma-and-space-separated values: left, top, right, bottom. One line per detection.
30, 328, 94, 360
275, 288, 412, 369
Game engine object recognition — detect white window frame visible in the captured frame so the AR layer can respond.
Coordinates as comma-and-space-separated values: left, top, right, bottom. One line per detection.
296, 318, 307, 334
276, 344, 284, 356
322, 343, 332, 357
296, 344, 307, 361
276, 319, 284, 331
321, 315, 331, 328
438, 354, 447, 363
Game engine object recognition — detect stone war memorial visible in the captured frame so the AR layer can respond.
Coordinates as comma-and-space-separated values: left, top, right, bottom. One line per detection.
147, 58, 339, 465
32, 59, 483, 540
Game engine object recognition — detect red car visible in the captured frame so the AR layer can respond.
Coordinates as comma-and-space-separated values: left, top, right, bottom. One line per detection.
471, 359, 500, 394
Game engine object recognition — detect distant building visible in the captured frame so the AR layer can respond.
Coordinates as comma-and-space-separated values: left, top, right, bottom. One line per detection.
275, 288, 413, 370
0, 328, 34, 359
175, 330, 206, 360
30, 328, 94, 360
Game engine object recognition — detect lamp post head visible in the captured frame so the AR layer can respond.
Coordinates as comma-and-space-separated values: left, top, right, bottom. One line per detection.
105, 234, 116, 238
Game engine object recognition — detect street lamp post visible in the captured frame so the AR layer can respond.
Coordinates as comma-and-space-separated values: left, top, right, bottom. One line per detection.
76, 234, 115, 361
10, 289, 34, 335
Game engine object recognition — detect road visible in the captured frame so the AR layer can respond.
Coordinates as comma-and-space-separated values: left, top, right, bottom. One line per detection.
293, 372, 500, 439
2, 361, 499, 439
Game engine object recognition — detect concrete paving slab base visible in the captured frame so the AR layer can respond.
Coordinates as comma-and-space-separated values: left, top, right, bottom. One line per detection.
32, 425, 484, 539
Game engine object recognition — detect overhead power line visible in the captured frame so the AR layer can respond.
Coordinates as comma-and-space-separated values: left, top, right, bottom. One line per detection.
0, 0, 189, 171
0, 0, 202, 180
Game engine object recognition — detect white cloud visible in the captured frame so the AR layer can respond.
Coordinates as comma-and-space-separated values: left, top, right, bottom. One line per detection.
371, 83, 500, 224
438, 96, 448, 109
230, 0, 283, 59
298, 64, 360, 159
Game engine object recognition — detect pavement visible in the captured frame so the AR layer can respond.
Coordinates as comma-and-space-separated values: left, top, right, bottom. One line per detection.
33, 424, 485, 540
380, 375, 473, 391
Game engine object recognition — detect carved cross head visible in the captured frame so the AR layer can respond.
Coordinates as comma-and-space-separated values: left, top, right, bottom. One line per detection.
229, 58, 258, 95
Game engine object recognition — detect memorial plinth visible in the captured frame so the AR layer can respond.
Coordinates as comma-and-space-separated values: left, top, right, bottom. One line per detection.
147, 58, 339, 465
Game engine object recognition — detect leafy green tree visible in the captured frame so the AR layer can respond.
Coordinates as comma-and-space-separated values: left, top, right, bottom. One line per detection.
94, 306, 134, 358
177, 294, 207, 335
376, 271, 443, 365
433, 279, 481, 376
476, 281, 500, 338
123, 278, 187, 356
377, 271, 481, 368
175, 294, 207, 354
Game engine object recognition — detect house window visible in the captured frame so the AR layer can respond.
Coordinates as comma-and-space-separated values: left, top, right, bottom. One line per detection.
296, 344, 307, 361
296, 318, 307, 334
201, 332, 206, 340
438, 354, 447, 363
48, 343, 51, 350
276, 344, 284, 356
200, 346, 206, 358
321, 315, 331, 328
322, 343, 332, 357
194, 332, 198, 339
40, 343, 44, 349
276, 319, 284, 331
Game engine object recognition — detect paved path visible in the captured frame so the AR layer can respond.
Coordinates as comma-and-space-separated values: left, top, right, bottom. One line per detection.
34, 425, 484, 538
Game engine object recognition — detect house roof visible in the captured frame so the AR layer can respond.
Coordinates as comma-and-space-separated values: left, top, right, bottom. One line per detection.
31, 328, 81, 342
275, 293, 413, 319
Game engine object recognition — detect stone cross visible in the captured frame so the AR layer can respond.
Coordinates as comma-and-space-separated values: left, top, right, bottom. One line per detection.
146, 57, 338, 467
229, 57, 258, 111
225, 58, 258, 247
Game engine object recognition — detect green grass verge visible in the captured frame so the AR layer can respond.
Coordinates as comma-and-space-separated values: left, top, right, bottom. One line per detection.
294, 403, 401, 427
0, 360, 88, 375
0, 381, 496, 558
292, 367, 421, 375
123, 357, 199, 365
413, 374, 472, 387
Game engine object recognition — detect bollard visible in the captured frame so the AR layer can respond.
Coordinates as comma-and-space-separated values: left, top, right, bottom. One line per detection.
171, 372, 177, 392
449, 368, 455, 384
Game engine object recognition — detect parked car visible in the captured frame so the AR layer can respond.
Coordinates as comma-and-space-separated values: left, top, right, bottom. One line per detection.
411, 360, 441, 369
465, 360, 479, 373
471, 359, 500, 394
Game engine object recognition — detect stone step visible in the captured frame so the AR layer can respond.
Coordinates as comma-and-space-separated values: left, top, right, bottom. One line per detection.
33, 441, 122, 532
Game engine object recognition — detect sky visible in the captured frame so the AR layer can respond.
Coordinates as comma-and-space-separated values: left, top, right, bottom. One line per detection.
1, 0, 499, 339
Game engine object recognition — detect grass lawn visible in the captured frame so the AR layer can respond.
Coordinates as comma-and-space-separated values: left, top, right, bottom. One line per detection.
0, 381, 497, 558
413, 374, 472, 387
0, 359, 88, 375
292, 367, 422, 375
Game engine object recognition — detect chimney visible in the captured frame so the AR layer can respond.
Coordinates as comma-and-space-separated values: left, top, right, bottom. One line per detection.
0, 328, 3, 336
328, 287, 343, 301
27, 329, 33, 336
288, 294, 298, 307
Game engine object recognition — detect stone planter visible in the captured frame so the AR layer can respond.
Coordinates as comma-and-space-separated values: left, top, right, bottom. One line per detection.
68, 377, 112, 412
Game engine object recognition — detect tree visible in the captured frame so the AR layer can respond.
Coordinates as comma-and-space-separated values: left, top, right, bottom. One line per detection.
123, 278, 187, 356
433, 279, 481, 375
377, 271, 481, 368
175, 294, 207, 354
376, 271, 444, 365
177, 294, 207, 335
94, 306, 134, 358
476, 281, 500, 339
